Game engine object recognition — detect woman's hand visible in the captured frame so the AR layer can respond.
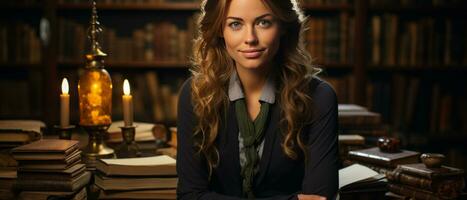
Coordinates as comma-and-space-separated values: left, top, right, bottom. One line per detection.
297, 194, 326, 200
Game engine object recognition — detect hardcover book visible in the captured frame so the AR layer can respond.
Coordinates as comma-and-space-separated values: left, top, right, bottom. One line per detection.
348, 147, 420, 168
11, 139, 79, 160
386, 167, 464, 199
14, 171, 91, 192
95, 174, 178, 191
0, 120, 44, 146
99, 189, 176, 199
96, 155, 176, 176
17, 163, 86, 181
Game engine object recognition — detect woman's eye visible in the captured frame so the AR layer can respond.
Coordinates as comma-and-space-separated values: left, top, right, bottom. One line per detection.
228, 21, 242, 30
257, 19, 272, 28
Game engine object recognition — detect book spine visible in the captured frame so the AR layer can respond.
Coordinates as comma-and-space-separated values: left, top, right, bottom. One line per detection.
387, 183, 441, 200
15, 179, 74, 191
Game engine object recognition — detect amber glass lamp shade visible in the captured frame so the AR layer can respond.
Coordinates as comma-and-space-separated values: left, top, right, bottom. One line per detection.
78, 66, 112, 127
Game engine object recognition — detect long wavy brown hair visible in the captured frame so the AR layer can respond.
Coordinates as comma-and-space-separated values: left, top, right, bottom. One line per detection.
190, 0, 321, 176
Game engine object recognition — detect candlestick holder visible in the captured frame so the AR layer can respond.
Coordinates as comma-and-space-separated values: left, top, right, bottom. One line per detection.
81, 125, 115, 169
115, 125, 141, 158
54, 125, 76, 140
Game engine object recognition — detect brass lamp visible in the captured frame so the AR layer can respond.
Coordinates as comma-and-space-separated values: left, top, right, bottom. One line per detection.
78, 0, 114, 168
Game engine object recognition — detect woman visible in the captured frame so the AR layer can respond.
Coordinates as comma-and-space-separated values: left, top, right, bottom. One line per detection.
177, 0, 338, 199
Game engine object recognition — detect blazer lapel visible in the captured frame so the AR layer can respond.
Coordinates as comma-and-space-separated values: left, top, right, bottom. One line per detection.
220, 103, 242, 191
255, 102, 280, 186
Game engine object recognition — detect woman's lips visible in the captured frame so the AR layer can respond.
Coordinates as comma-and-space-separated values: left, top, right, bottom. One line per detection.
240, 49, 265, 59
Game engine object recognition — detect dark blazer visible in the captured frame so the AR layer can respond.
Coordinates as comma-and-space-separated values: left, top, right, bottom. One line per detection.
176, 77, 339, 200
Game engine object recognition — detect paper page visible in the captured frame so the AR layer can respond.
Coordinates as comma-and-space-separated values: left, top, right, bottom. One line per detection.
101, 155, 175, 166
339, 164, 379, 189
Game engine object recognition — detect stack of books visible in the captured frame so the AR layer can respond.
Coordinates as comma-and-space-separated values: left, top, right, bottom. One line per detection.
386, 163, 465, 200
95, 155, 177, 199
0, 120, 44, 199
338, 104, 388, 141
11, 139, 91, 200
338, 134, 365, 166
347, 147, 420, 174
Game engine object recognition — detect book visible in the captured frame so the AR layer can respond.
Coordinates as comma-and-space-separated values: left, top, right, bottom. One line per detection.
348, 147, 420, 168
386, 167, 464, 199
17, 186, 87, 200
17, 164, 86, 181
107, 121, 157, 143
96, 155, 176, 176
398, 163, 465, 179
338, 111, 382, 128
11, 139, 79, 160
14, 170, 91, 192
19, 158, 81, 171
388, 183, 441, 200
17, 149, 81, 166
0, 149, 17, 168
338, 135, 365, 146
0, 168, 16, 192
339, 164, 387, 193
384, 191, 408, 200
99, 189, 176, 199
0, 120, 43, 145
95, 174, 178, 191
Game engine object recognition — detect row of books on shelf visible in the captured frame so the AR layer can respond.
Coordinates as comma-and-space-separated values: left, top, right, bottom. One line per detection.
300, 0, 351, 5
369, 0, 465, 7
306, 13, 354, 65
322, 75, 355, 104
369, 15, 467, 67
0, 72, 42, 118
0, 23, 42, 64
58, 15, 197, 63
367, 75, 467, 135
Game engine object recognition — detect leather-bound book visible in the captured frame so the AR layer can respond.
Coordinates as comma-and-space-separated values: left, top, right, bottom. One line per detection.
348, 147, 420, 168
398, 163, 464, 179
388, 183, 442, 200
11, 139, 79, 160
17, 163, 86, 181
387, 166, 465, 199
14, 170, 91, 192
17, 185, 87, 200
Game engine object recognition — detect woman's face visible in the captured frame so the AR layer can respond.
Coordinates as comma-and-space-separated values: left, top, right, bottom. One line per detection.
223, 0, 281, 71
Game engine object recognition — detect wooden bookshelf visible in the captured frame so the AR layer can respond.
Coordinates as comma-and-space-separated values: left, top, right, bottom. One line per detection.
0, 63, 43, 69
369, 6, 467, 14
0, 4, 42, 10
367, 65, 467, 72
58, 2, 199, 11
58, 61, 190, 69
302, 4, 353, 12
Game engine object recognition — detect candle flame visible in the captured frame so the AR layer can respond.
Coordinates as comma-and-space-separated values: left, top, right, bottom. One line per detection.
61, 78, 69, 95
123, 79, 131, 95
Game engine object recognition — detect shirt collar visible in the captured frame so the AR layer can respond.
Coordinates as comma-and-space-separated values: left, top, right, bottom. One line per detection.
228, 71, 276, 104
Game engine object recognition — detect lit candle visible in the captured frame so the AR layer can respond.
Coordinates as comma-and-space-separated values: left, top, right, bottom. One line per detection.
60, 78, 70, 128
122, 79, 133, 126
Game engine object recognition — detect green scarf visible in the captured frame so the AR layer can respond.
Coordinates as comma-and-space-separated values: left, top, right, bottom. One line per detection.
235, 99, 270, 199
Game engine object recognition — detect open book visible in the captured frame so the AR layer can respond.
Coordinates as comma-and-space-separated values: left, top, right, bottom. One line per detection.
339, 164, 387, 193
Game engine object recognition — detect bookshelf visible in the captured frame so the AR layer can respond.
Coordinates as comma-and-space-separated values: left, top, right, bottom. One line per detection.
365, 0, 467, 172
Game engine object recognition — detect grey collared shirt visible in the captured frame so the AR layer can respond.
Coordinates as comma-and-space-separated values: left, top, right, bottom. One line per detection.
228, 71, 276, 170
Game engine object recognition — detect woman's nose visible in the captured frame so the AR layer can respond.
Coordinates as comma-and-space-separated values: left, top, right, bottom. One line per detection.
244, 26, 258, 45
